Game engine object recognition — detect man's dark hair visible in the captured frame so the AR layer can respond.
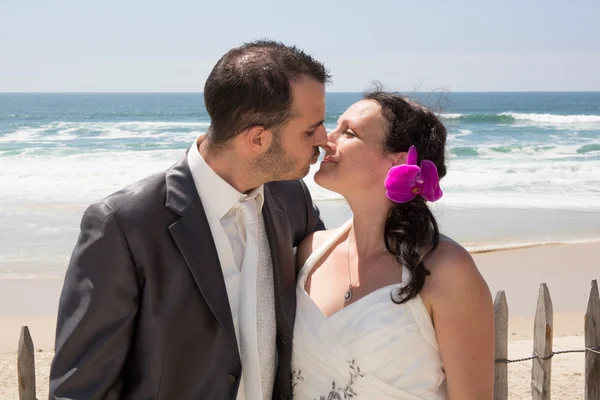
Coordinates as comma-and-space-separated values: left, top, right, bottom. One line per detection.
203, 40, 331, 148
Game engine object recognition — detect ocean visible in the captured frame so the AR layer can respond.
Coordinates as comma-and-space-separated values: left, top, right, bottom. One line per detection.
1, 92, 599, 277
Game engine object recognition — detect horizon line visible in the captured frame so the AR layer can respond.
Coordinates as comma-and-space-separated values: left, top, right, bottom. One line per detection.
2, 90, 600, 94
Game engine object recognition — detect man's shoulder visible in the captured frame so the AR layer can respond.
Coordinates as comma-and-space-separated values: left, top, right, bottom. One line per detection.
265, 179, 308, 203
97, 169, 171, 220
265, 179, 306, 191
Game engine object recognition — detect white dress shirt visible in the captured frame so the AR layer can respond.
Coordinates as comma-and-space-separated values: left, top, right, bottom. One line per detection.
187, 135, 276, 400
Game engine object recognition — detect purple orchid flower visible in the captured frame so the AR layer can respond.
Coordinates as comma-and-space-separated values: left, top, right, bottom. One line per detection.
384, 145, 443, 203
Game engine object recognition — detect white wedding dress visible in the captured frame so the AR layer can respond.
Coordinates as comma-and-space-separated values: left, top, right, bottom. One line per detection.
291, 219, 447, 399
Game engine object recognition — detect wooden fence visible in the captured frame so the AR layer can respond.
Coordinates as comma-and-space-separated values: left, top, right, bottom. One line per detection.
16, 279, 600, 400
494, 279, 600, 400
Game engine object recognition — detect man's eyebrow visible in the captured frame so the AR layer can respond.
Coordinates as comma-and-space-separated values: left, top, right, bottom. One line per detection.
307, 119, 325, 130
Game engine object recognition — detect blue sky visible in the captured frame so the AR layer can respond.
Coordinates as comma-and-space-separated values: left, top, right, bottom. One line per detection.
1, 0, 599, 92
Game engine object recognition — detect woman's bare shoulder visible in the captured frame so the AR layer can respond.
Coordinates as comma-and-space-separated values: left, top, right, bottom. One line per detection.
296, 228, 342, 268
422, 234, 491, 302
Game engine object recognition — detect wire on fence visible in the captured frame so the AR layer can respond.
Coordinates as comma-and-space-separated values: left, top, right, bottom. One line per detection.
495, 346, 600, 364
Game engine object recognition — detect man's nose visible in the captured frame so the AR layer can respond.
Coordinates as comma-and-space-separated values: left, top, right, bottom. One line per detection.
313, 125, 328, 147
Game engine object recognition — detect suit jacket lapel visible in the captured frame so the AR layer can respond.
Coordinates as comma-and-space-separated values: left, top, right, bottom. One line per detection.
262, 185, 296, 351
165, 155, 239, 358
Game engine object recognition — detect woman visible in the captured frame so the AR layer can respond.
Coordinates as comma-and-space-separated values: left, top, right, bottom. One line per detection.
292, 90, 494, 399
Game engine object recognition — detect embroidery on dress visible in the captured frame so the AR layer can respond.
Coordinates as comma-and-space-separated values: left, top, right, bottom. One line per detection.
316, 359, 365, 400
291, 369, 305, 396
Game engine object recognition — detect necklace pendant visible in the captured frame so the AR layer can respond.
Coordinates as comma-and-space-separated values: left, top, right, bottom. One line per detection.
344, 287, 353, 303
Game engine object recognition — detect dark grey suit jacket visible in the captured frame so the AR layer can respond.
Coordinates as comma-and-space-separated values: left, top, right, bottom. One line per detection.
49, 153, 325, 400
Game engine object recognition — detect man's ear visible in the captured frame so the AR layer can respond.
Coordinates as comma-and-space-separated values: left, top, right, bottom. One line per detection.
243, 125, 273, 154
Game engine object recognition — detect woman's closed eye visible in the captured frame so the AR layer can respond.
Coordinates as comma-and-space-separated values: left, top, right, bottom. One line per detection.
344, 129, 357, 137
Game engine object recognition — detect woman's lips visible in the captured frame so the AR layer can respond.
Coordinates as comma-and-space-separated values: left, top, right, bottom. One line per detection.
322, 156, 337, 163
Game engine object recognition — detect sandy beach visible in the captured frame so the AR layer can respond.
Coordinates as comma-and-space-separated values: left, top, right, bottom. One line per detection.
0, 242, 598, 399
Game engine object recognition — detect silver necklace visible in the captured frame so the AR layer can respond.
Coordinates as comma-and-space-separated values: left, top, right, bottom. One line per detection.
344, 228, 388, 303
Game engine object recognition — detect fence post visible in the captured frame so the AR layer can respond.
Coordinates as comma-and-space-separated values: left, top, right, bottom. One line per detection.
17, 326, 36, 400
531, 283, 553, 400
494, 290, 508, 400
585, 279, 600, 400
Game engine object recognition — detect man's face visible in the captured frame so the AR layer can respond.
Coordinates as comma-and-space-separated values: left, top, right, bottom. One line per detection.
255, 77, 327, 181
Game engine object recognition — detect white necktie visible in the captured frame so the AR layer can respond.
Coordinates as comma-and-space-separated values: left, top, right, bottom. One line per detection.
238, 196, 276, 400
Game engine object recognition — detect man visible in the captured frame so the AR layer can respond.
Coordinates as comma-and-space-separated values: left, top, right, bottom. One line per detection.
49, 40, 330, 399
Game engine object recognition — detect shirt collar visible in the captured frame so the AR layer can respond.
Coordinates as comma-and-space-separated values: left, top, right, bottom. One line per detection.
187, 135, 264, 220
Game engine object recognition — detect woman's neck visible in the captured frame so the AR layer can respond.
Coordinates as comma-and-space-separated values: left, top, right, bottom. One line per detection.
345, 195, 391, 257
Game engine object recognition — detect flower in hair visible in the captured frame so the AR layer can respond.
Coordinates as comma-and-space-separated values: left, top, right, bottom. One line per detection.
384, 145, 443, 203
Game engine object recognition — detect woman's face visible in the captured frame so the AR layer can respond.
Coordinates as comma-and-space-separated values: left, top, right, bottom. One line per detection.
315, 99, 399, 197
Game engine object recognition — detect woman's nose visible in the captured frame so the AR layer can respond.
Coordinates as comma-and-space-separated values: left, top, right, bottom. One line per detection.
327, 130, 339, 142
321, 141, 337, 156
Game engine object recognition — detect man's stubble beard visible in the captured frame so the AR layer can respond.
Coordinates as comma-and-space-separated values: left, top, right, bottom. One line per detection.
253, 132, 302, 182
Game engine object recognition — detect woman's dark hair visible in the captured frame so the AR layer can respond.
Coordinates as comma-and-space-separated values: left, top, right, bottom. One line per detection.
364, 88, 447, 304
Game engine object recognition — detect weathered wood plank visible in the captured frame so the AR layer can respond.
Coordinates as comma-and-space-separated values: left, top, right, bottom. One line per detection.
585, 279, 600, 400
494, 290, 508, 400
531, 283, 553, 400
17, 326, 36, 400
